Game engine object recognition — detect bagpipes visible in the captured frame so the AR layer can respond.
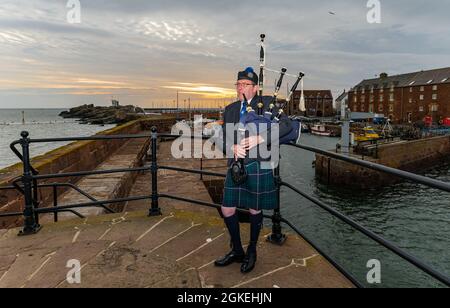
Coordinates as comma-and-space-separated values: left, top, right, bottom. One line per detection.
231, 34, 305, 185
239, 34, 306, 145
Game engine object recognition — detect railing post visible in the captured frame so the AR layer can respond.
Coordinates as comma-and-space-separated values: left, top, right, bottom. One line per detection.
53, 185, 58, 222
18, 131, 41, 236
267, 161, 287, 245
149, 126, 162, 216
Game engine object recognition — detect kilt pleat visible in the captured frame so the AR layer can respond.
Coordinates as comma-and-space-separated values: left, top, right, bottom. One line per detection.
223, 161, 278, 210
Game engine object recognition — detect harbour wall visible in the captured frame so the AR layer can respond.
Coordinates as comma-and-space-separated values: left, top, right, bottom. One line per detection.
0, 117, 176, 229
315, 135, 450, 188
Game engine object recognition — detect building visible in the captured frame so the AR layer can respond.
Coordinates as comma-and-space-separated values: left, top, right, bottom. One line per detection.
335, 90, 349, 119
289, 90, 334, 117
348, 68, 450, 124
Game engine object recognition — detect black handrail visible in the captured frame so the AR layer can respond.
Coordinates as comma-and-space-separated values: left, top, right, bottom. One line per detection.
159, 165, 226, 178
0, 129, 448, 287
281, 181, 450, 287
289, 143, 450, 193
32, 166, 151, 181
6, 179, 115, 220
279, 217, 364, 288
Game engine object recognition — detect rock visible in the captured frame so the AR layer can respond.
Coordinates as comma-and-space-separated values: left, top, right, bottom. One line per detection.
59, 104, 145, 125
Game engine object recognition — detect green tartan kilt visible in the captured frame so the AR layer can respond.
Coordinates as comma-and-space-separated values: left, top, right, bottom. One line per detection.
223, 161, 278, 211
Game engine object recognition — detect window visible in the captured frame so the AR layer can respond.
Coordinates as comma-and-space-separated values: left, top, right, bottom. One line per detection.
389, 104, 394, 112
369, 104, 374, 113
420, 95, 424, 100
390, 94, 394, 102
390, 85, 395, 92
409, 87, 413, 93
409, 98, 413, 103
420, 86, 425, 92
361, 95, 365, 103
361, 104, 365, 111
419, 106, 424, 112
380, 87, 384, 93
431, 104, 438, 112
379, 95, 384, 102
362, 87, 365, 94
407, 112, 412, 123
432, 85, 438, 91
378, 105, 384, 112
370, 95, 374, 102
354, 96, 357, 103
432, 94, 438, 100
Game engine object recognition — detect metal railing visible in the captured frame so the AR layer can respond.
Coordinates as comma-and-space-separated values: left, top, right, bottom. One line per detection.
0, 127, 449, 287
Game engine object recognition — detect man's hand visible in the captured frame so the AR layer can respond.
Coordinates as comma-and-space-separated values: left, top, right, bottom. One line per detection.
233, 144, 247, 160
240, 136, 265, 151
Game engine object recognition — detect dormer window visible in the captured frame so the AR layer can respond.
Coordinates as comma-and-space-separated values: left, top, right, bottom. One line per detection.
427, 79, 433, 84
442, 77, 449, 82
409, 81, 415, 86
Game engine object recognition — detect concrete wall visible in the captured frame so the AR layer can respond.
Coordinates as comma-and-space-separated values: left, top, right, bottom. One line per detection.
202, 179, 225, 205
0, 117, 176, 229
315, 135, 450, 188
377, 135, 450, 169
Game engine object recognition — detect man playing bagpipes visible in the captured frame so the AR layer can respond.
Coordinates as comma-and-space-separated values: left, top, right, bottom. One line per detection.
213, 66, 300, 273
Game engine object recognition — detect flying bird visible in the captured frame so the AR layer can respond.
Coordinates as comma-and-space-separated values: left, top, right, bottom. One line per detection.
329, 11, 336, 15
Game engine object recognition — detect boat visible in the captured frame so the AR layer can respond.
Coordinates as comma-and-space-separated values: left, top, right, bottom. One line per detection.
290, 116, 310, 133
354, 126, 380, 142
301, 123, 310, 133
310, 124, 335, 137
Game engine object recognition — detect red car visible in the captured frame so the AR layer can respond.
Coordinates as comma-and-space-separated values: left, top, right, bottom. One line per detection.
442, 117, 450, 127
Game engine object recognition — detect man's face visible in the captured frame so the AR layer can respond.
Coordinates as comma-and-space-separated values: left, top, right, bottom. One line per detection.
236, 80, 258, 102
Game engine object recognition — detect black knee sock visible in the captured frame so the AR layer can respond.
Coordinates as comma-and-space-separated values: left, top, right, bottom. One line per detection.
248, 212, 263, 254
224, 214, 244, 255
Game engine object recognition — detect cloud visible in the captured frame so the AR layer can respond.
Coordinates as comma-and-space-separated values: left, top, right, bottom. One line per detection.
162, 83, 236, 99
0, 0, 449, 108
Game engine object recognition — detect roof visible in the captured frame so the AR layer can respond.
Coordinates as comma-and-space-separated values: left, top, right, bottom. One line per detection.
335, 90, 348, 102
294, 90, 333, 99
351, 67, 450, 90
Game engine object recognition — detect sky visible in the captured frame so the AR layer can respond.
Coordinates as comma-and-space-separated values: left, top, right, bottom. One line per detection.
0, 0, 449, 109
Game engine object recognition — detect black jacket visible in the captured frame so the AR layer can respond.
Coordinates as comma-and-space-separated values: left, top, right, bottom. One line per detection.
216, 95, 292, 166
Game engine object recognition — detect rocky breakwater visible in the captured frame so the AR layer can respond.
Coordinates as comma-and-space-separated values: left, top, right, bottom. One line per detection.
59, 104, 145, 125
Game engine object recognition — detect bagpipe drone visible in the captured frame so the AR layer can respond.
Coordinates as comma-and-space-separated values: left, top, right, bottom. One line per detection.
230, 34, 306, 185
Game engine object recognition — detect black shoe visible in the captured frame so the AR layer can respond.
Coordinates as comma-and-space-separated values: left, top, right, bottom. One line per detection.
214, 250, 245, 267
240, 251, 257, 274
